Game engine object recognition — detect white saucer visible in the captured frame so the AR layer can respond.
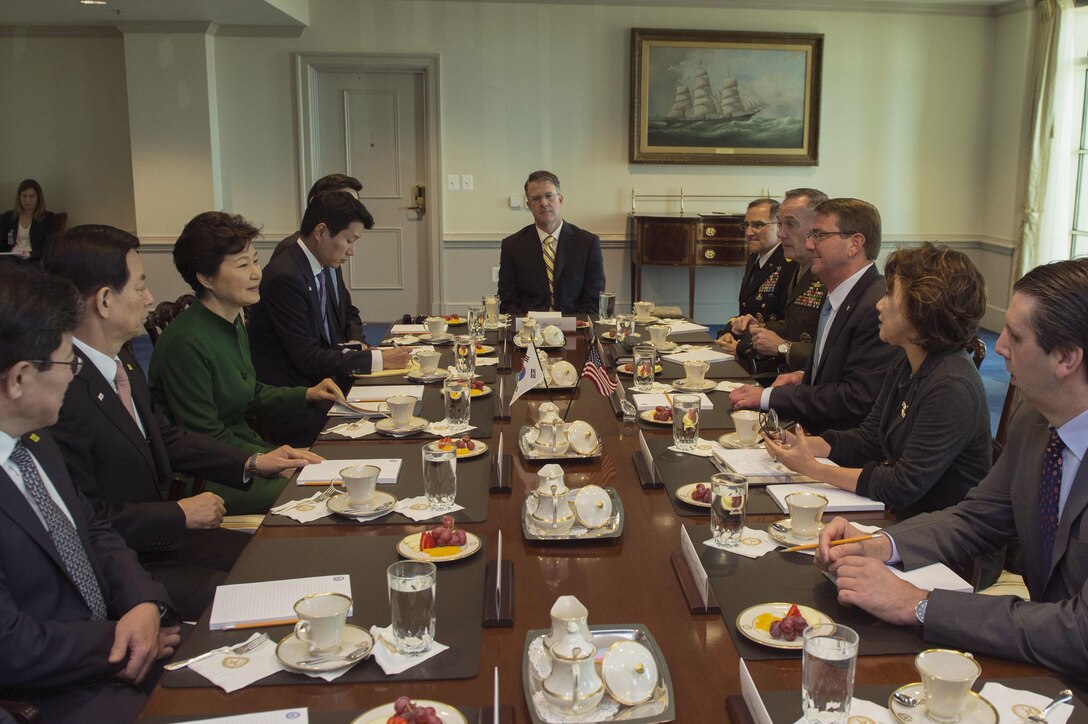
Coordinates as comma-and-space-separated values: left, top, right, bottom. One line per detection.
573, 485, 612, 528
418, 332, 453, 343
390, 335, 420, 345
767, 519, 825, 547
275, 624, 374, 672
671, 378, 717, 392
375, 416, 429, 436
327, 490, 397, 519
889, 683, 998, 724
406, 368, 450, 382
634, 315, 662, 324
651, 341, 678, 351
717, 432, 763, 449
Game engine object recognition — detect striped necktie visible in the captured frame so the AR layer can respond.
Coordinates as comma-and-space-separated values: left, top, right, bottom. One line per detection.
543, 235, 556, 310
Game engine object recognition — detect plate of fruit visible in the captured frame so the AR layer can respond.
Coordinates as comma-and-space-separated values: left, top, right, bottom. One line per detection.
639, 406, 673, 425
352, 695, 468, 724
398, 517, 481, 562
468, 378, 492, 398
735, 602, 831, 650
443, 314, 466, 326
428, 435, 488, 459
617, 362, 663, 375
474, 343, 495, 355
675, 482, 713, 508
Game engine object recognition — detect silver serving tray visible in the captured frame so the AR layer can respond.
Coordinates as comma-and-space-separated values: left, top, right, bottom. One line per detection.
519, 425, 602, 462
521, 487, 624, 541
522, 624, 675, 724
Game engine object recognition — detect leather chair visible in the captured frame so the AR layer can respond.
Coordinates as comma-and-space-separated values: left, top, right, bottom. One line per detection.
144, 294, 195, 346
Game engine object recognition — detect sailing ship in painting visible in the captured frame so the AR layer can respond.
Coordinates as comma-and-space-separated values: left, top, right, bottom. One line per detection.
666, 69, 767, 123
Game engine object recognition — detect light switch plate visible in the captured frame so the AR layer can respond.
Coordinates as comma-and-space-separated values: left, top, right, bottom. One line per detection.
447, 175, 460, 191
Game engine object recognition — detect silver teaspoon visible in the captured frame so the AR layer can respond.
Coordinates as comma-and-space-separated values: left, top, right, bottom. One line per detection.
892, 690, 924, 707
1028, 689, 1073, 723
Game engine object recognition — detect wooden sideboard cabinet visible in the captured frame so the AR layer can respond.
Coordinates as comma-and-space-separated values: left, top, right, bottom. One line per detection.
628, 213, 747, 318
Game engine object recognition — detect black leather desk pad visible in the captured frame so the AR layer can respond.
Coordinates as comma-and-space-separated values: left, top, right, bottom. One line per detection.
266, 441, 492, 526
162, 536, 485, 687
646, 437, 783, 516
143, 707, 481, 723
628, 389, 737, 431
351, 351, 499, 386
684, 524, 926, 661
752, 677, 1084, 723
608, 349, 750, 381
319, 387, 494, 441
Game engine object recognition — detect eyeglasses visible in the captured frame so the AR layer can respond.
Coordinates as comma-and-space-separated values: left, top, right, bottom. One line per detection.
736, 221, 778, 232
31, 357, 83, 375
806, 230, 857, 242
527, 192, 560, 205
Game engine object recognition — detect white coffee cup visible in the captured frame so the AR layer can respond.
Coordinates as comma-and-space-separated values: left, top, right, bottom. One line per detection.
341, 464, 379, 505
633, 301, 655, 321
683, 359, 710, 386
416, 350, 441, 375
915, 649, 981, 722
785, 492, 828, 539
379, 394, 416, 428
424, 316, 448, 337
731, 409, 760, 444
648, 324, 669, 347
293, 592, 351, 654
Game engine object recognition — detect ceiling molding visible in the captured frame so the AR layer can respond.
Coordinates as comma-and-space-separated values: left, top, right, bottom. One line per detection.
453, 0, 1018, 17
215, 23, 306, 38
115, 21, 216, 35
0, 24, 121, 38
993, 0, 1036, 15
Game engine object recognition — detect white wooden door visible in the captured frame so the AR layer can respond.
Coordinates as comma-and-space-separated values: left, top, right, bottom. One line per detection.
314, 69, 429, 320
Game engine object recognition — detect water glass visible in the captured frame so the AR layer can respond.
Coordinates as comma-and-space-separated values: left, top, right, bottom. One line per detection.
443, 373, 471, 426
802, 624, 859, 723
671, 393, 701, 451
615, 314, 636, 342
710, 472, 747, 547
452, 335, 476, 376
387, 560, 437, 655
598, 291, 616, 322
632, 345, 656, 392
483, 294, 500, 325
467, 305, 485, 341
422, 444, 457, 511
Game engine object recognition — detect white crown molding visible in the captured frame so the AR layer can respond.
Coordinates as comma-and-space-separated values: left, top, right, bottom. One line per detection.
0, 24, 120, 38
115, 21, 216, 35
993, 0, 1036, 16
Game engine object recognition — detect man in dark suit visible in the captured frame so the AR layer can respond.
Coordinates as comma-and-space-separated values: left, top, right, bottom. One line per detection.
271, 173, 366, 343
730, 198, 899, 434
42, 226, 320, 620
498, 170, 605, 315
815, 259, 1088, 680
0, 266, 181, 723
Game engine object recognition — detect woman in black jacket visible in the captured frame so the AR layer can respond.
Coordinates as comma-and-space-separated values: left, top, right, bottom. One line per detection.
0, 178, 59, 262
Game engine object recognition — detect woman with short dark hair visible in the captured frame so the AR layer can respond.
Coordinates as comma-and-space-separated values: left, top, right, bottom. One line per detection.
0, 178, 59, 262
765, 242, 992, 521
149, 211, 339, 514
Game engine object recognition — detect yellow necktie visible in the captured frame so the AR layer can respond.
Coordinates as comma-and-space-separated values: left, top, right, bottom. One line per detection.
543, 235, 556, 310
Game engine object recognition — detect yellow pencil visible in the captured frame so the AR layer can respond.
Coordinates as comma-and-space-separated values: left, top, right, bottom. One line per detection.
222, 618, 298, 630
781, 533, 880, 553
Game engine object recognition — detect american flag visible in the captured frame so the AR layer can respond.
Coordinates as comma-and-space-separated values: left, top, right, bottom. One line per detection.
581, 343, 618, 395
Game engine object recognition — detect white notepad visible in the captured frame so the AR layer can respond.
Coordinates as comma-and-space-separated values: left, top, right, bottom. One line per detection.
209, 575, 351, 630
663, 320, 710, 334
662, 349, 734, 364
347, 384, 424, 402
766, 482, 885, 513
713, 447, 830, 482
390, 324, 426, 334
177, 709, 309, 724
296, 458, 402, 486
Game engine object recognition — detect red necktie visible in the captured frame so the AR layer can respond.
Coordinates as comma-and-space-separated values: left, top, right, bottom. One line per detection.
114, 359, 140, 427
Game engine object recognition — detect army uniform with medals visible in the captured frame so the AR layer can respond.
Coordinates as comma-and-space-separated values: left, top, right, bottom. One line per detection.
735, 265, 826, 376
738, 244, 794, 321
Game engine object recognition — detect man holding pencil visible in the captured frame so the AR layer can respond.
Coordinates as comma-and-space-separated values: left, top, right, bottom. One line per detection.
814, 258, 1088, 679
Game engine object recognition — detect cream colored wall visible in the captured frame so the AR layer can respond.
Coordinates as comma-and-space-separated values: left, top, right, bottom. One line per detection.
0, 34, 136, 232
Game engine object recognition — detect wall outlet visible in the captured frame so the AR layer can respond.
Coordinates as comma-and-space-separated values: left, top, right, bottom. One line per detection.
492, 266, 500, 283
447, 174, 460, 191
461, 174, 474, 191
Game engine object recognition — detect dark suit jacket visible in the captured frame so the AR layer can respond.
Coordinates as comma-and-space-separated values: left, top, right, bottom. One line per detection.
248, 242, 374, 387
768, 264, 900, 434
273, 234, 363, 342
0, 430, 168, 703
0, 210, 58, 261
890, 404, 1088, 679
498, 222, 605, 315
50, 345, 249, 554
738, 245, 794, 322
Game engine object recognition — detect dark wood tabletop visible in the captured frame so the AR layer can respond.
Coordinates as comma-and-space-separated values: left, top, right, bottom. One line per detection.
140, 327, 1057, 722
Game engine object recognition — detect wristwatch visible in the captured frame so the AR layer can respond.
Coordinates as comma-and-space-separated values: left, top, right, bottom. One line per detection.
777, 341, 791, 356
914, 596, 929, 625
245, 453, 262, 479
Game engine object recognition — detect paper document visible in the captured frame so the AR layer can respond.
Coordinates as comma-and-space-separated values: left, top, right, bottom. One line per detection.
347, 384, 424, 402
766, 483, 885, 513
662, 349, 734, 364
177, 710, 308, 724
390, 324, 426, 334
713, 447, 829, 482
297, 458, 402, 486
663, 320, 710, 334
633, 392, 713, 411
526, 311, 576, 330
209, 575, 351, 630
891, 562, 973, 593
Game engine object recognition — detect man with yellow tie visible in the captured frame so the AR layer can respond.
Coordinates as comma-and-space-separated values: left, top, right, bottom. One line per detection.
497, 170, 605, 315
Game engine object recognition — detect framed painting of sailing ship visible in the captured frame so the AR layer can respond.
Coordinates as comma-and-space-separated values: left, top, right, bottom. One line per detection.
630, 28, 823, 166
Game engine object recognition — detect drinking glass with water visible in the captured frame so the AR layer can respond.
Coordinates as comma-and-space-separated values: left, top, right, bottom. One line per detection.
387, 560, 437, 655
452, 335, 476, 376
467, 305, 485, 342
802, 623, 859, 723
710, 472, 747, 547
632, 345, 656, 392
422, 444, 457, 511
598, 291, 616, 322
671, 393, 700, 451
443, 373, 471, 427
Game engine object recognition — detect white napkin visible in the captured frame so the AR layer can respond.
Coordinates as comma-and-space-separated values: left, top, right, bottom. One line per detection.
627, 382, 672, 393
979, 682, 1074, 723
369, 625, 449, 675
269, 495, 331, 523
716, 380, 745, 392
394, 496, 465, 522
668, 439, 722, 457
791, 698, 895, 724
703, 527, 777, 558
423, 420, 476, 436
326, 420, 376, 439
475, 357, 500, 366
187, 633, 282, 693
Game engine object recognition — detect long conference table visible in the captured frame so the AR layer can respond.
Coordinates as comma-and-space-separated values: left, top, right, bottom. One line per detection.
141, 318, 1074, 723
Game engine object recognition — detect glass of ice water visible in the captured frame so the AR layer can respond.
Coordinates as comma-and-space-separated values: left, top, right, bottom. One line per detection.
483, 295, 499, 325
452, 335, 476, 376
443, 373, 471, 427
710, 472, 747, 547
632, 345, 656, 392
615, 314, 636, 342
598, 291, 616, 322
671, 393, 701, 450
467, 305, 485, 342
387, 560, 437, 655
802, 623, 859, 723
422, 444, 457, 511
